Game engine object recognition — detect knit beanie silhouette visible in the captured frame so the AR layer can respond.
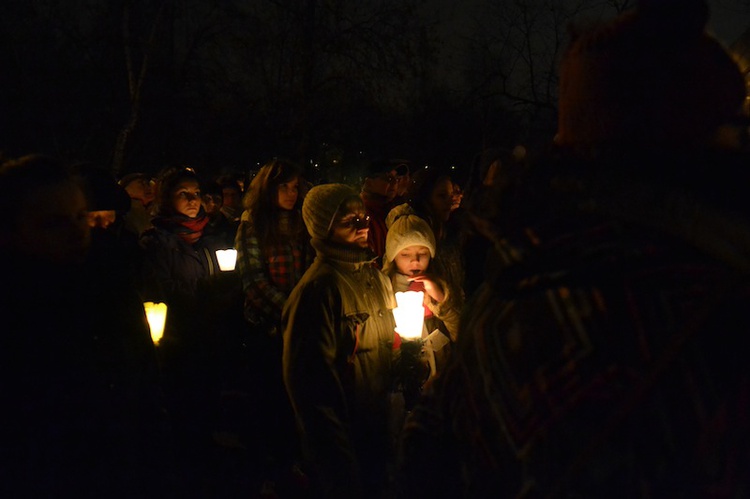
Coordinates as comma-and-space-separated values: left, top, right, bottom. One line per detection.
302, 183, 359, 241
556, 0, 745, 151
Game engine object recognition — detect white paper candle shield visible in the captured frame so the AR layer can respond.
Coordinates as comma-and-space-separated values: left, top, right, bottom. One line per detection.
216, 248, 238, 271
143, 302, 167, 345
393, 290, 424, 340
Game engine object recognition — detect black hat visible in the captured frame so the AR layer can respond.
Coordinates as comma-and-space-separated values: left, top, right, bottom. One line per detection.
118, 172, 151, 189
74, 163, 131, 212
364, 158, 412, 179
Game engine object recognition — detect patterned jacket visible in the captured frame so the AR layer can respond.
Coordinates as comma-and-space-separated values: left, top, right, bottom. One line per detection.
399, 149, 750, 498
235, 217, 313, 329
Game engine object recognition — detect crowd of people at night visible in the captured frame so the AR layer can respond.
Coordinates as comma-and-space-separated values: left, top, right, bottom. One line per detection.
2, 0, 750, 497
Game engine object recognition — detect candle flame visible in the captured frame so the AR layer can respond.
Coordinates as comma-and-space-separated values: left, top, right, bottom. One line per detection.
393, 290, 424, 340
143, 302, 167, 345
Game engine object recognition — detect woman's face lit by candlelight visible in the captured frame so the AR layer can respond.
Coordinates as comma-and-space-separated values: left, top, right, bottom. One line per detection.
171, 178, 201, 218
276, 176, 300, 211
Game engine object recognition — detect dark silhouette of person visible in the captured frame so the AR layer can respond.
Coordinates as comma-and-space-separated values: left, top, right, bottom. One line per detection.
138, 165, 242, 496
399, 1, 750, 497
0, 154, 172, 498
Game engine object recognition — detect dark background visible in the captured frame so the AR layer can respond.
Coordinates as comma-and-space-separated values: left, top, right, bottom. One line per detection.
1, 0, 747, 183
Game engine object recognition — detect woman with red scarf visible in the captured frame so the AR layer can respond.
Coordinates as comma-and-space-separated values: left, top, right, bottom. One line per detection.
139, 165, 238, 495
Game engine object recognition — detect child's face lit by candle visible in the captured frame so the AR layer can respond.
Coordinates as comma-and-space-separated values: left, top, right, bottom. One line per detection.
394, 245, 431, 277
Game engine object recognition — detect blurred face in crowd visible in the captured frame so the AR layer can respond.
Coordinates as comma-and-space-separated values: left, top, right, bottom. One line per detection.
483, 160, 500, 187
451, 182, 463, 212
16, 180, 91, 264
329, 202, 370, 249
222, 185, 242, 210
430, 177, 454, 222
394, 244, 431, 277
171, 178, 202, 218
276, 176, 300, 211
396, 172, 411, 198
201, 193, 223, 216
87, 210, 116, 229
124, 177, 155, 205
365, 169, 399, 201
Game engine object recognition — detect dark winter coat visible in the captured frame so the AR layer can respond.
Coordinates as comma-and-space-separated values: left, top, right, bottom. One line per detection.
139, 225, 237, 346
0, 256, 171, 498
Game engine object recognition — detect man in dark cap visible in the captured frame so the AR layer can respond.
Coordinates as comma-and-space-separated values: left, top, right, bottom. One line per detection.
75, 163, 145, 283
360, 158, 410, 267
74, 162, 132, 229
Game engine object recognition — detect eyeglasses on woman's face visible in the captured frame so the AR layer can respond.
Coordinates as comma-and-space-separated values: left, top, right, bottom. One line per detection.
336, 214, 371, 230
328, 211, 370, 248
375, 174, 398, 184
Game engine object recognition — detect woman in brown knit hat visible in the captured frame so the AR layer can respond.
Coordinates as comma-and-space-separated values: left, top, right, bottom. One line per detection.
282, 183, 400, 498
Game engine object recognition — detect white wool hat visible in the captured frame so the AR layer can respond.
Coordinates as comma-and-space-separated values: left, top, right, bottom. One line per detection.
384, 203, 436, 267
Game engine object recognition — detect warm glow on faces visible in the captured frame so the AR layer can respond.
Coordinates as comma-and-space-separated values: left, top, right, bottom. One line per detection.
172, 179, 201, 218
87, 210, 117, 228
330, 210, 370, 248
451, 182, 463, 211
430, 177, 454, 222
16, 181, 91, 264
484, 160, 500, 186
276, 176, 299, 211
394, 245, 431, 277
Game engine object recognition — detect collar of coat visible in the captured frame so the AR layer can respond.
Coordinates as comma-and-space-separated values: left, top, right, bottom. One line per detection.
311, 238, 378, 271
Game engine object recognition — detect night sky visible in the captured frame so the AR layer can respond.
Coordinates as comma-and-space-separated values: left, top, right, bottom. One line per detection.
1, 0, 748, 179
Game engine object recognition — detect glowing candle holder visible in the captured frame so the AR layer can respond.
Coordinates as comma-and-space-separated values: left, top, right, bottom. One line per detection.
393, 290, 425, 340
216, 248, 238, 271
143, 301, 167, 345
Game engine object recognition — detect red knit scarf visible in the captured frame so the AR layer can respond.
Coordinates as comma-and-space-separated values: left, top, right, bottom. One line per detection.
154, 212, 209, 245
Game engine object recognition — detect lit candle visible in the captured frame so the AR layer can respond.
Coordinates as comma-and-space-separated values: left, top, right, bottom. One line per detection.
393, 290, 425, 340
216, 248, 238, 271
143, 301, 167, 345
